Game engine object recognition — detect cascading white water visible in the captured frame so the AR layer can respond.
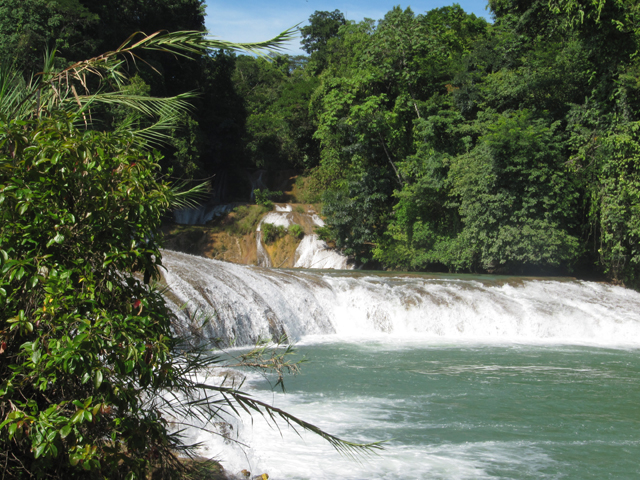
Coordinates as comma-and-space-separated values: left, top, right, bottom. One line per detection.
293, 234, 352, 269
161, 249, 640, 348
162, 249, 640, 480
258, 207, 354, 270
255, 230, 272, 268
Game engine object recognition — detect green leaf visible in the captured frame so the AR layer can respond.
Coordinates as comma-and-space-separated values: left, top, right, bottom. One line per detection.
60, 425, 72, 439
71, 411, 84, 424
34, 443, 47, 459
31, 349, 41, 364
94, 370, 103, 389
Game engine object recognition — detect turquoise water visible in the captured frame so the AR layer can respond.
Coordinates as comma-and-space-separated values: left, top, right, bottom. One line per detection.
237, 342, 640, 479
161, 251, 640, 477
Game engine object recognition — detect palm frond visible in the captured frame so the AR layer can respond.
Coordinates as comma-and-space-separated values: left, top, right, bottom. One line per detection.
191, 383, 384, 457
76, 91, 195, 117
46, 28, 297, 93
122, 114, 183, 147
0, 65, 39, 121
154, 342, 384, 459
115, 28, 298, 59
167, 180, 209, 210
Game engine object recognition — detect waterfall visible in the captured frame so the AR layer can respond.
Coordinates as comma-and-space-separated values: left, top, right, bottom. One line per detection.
293, 235, 352, 269
259, 206, 354, 270
255, 231, 272, 267
161, 249, 640, 348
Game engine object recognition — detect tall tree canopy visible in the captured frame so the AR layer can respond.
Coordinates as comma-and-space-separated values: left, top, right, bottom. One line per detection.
299, 1, 640, 283
4, 0, 640, 284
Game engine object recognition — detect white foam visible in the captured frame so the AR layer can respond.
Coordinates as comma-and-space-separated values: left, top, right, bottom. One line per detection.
256, 231, 272, 267
192, 386, 556, 480
311, 214, 325, 227
161, 250, 640, 349
257, 212, 293, 230
294, 235, 353, 270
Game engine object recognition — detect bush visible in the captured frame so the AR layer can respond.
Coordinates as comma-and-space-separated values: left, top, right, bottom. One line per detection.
261, 222, 286, 243
253, 188, 282, 208
230, 204, 270, 235
288, 224, 305, 239
0, 115, 183, 478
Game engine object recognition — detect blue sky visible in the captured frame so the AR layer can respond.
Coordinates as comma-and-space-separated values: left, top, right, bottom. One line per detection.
204, 0, 492, 55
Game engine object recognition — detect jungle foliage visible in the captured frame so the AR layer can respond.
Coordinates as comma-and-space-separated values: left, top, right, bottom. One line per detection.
2, 0, 639, 475
301, 0, 640, 283
5, 0, 639, 284
0, 15, 377, 479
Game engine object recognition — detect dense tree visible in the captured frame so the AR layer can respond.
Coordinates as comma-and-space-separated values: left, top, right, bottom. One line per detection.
300, 10, 347, 72
0, 0, 98, 70
311, 6, 488, 264
0, 29, 376, 479
233, 54, 320, 171
300, 10, 346, 55
449, 111, 581, 272
302, 0, 640, 283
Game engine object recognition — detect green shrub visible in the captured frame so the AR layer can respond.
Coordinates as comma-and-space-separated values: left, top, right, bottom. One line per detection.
253, 188, 282, 208
231, 204, 270, 235
261, 223, 286, 243
0, 115, 183, 478
288, 224, 305, 239
314, 225, 334, 242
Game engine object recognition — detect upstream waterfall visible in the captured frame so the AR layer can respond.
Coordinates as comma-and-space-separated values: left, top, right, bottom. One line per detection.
162, 249, 640, 348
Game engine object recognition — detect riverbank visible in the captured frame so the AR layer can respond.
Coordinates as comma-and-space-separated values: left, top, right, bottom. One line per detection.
163, 202, 350, 270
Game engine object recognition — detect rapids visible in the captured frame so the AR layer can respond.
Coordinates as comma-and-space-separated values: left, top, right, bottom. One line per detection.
161, 249, 640, 349
160, 249, 640, 479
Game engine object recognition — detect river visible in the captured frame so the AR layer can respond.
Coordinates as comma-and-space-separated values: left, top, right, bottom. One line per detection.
161, 250, 640, 479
